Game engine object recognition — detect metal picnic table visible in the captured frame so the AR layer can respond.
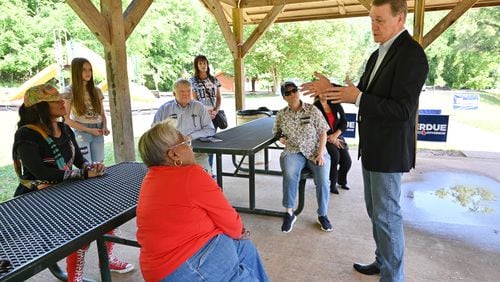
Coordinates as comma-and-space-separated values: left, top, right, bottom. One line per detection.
0, 162, 147, 282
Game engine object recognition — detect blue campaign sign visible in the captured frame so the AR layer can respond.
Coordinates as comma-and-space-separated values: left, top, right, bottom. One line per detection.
417, 115, 449, 142
453, 93, 479, 110
344, 113, 357, 138
419, 109, 442, 115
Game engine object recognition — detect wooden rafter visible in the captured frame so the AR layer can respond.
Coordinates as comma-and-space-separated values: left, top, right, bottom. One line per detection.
357, 0, 371, 11
242, 4, 285, 56
220, 0, 237, 6
205, 0, 500, 25
66, 0, 110, 46
240, 0, 321, 8
423, 0, 479, 48
337, 0, 346, 15
204, 0, 238, 57
124, 0, 154, 39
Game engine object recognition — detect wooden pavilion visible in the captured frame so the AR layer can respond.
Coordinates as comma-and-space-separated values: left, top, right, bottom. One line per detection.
65, 0, 500, 162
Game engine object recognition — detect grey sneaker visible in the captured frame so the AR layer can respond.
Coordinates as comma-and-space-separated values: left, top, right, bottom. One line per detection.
281, 213, 297, 233
317, 215, 333, 232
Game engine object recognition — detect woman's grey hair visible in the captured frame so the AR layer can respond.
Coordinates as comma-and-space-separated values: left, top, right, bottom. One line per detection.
139, 118, 181, 167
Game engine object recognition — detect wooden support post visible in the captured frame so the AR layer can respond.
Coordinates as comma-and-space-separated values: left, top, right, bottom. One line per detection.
101, 0, 135, 162
66, 0, 152, 162
233, 7, 245, 111
413, 0, 425, 45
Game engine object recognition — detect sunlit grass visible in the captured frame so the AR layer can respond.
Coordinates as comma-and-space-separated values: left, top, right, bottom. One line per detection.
452, 93, 500, 134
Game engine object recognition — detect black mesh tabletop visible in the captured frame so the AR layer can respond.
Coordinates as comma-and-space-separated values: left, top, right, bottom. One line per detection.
0, 162, 147, 282
192, 117, 276, 154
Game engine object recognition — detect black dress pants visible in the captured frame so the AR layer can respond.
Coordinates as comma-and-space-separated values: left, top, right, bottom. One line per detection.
325, 139, 352, 186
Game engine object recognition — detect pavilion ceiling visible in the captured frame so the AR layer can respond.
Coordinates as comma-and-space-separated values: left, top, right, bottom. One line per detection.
200, 0, 500, 25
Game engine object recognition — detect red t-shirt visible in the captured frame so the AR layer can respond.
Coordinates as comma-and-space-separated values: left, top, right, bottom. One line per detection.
136, 165, 243, 281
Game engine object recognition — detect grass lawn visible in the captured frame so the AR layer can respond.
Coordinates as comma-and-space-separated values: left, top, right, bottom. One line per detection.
452, 92, 500, 134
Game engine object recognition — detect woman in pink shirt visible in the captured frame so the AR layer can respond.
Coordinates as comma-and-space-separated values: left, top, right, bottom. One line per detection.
137, 119, 268, 282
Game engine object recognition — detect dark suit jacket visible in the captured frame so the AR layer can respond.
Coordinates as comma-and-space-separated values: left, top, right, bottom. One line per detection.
357, 30, 428, 172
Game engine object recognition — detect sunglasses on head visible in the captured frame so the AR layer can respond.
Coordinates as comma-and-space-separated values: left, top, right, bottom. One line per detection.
284, 88, 298, 96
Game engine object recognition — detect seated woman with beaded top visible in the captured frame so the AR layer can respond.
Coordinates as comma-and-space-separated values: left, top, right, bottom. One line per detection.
12, 84, 133, 282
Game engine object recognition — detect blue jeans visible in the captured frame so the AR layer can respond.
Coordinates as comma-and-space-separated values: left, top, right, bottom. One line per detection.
74, 126, 105, 163
362, 168, 404, 282
161, 234, 269, 282
280, 152, 330, 216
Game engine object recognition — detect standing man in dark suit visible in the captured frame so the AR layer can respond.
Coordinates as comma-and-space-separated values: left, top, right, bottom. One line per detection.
302, 0, 428, 281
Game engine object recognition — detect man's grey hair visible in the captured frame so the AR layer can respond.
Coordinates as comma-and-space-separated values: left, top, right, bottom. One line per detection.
172, 78, 192, 92
372, 0, 407, 17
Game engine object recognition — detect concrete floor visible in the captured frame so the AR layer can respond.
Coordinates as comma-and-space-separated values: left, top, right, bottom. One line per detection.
26, 149, 500, 282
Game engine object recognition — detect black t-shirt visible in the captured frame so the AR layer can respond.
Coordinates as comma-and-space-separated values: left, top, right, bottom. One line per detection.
13, 122, 87, 192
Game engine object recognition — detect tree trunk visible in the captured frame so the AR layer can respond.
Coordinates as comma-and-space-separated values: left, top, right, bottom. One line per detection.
251, 76, 257, 92
271, 65, 280, 95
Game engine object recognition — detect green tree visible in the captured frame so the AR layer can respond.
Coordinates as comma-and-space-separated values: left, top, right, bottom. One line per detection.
129, 0, 207, 91
196, 17, 233, 77
241, 19, 374, 93
427, 7, 499, 89
0, 0, 44, 85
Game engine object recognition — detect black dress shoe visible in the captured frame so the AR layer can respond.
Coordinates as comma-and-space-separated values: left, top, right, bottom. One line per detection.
340, 185, 350, 190
330, 186, 339, 194
353, 262, 380, 275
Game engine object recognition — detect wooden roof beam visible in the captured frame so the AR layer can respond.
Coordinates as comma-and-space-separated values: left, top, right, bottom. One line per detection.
240, 0, 322, 8
337, 0, 346, 15
205, 0, 238, 58
221, 0, 237, 6
242, 4, 285, 56
423, 0, 478, 48
124, 0, 153, 40
357, 0, 371, 11
66, 0, 110, 46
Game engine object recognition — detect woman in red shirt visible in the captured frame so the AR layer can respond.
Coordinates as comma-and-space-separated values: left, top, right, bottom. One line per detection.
313, 94, 352, 194
137, 119, 268, 282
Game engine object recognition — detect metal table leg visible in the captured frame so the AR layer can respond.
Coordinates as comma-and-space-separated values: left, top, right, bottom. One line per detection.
96, 237, 111, 282
249, 153, 255, 210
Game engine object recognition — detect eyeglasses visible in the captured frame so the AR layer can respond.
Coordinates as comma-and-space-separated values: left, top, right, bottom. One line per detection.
167, 137, 192, 150
284, 88, 298, 96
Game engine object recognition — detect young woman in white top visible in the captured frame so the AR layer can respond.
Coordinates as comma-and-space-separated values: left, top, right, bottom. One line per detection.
64, 57, 110, 163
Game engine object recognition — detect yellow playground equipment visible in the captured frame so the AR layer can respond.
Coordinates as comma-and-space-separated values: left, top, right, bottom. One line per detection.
3, 29, 150, 103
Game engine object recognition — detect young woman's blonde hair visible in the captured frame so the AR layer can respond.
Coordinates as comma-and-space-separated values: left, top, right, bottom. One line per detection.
139, 119, 181, 167
70, 57, 102, 116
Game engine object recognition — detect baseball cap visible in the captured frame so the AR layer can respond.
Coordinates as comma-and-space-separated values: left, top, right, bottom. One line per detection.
280, 81, 298, 96
23, 84, 63, 107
